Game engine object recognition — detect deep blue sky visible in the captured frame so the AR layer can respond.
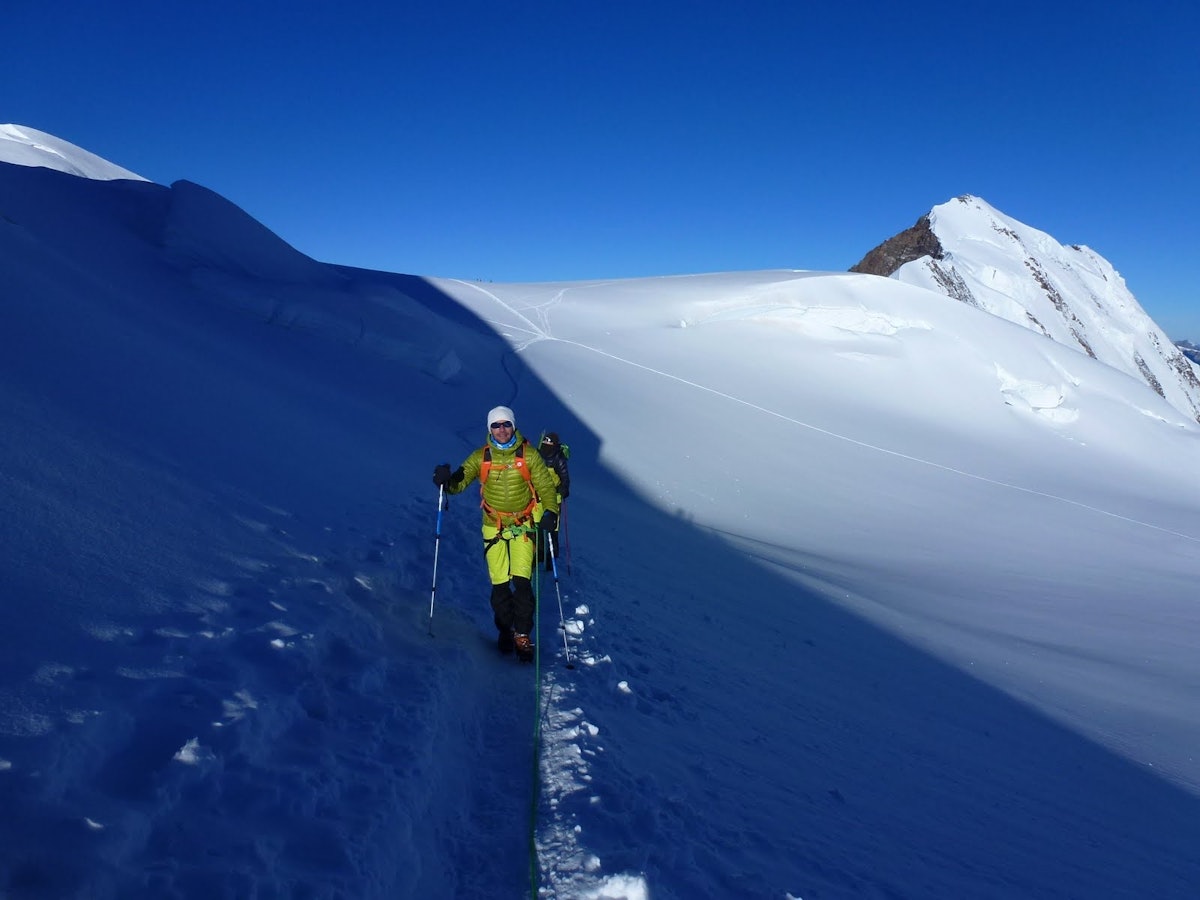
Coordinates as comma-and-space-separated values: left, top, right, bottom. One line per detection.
7, 1, 1200, 336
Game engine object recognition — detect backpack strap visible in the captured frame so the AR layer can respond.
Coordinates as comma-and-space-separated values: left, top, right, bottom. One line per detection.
479, 442, 539, 534
480, 442, 533, 486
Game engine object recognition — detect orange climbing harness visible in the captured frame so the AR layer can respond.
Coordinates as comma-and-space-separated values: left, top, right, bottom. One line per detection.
479, 442, 539, 536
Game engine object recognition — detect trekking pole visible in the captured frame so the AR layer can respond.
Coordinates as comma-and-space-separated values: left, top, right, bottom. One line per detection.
547, 533, 574, 668
428, 484, 445, 636
562, 502, 572, 576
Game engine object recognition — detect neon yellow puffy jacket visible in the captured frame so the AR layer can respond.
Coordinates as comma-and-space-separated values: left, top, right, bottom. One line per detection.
447, 431, 560, 526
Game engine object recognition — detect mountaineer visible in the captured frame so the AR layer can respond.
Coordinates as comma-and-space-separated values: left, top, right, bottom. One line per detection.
432, 406, 560, 662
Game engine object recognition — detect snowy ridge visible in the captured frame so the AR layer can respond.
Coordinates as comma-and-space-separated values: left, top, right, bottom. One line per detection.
0, 123, 148, 182
3, 132, 1200, 899
163, 179, 338, 284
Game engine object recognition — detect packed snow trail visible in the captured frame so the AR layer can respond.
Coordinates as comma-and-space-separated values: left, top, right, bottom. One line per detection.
532, 570, 650, 899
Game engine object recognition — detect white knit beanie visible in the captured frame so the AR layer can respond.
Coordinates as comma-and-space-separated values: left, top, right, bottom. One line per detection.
486, 405, 516, 431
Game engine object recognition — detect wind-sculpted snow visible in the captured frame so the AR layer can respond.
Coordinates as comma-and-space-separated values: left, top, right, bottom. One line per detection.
995, 365, 1079, 423
674, 282, 934, 339
163, 179, 339, 285
188, 268, 466, 382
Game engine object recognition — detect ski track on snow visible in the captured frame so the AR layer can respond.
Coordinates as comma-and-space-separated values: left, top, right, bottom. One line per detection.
460, 284, 1199, 544
568, 338, 1200, 545
447, 279, 551, 352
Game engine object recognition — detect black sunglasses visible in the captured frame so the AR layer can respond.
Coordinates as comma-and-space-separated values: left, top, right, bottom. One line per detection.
490, 421, 514, 430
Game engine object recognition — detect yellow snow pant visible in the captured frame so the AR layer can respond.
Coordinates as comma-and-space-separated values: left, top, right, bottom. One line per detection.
483, 519, 536, 584
483, 518, 537, 634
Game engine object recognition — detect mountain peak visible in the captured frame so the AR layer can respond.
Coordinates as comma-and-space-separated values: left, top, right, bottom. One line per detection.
851, 195, 1018, 278
849, 214, 943, 277
853, 196, 1200, 422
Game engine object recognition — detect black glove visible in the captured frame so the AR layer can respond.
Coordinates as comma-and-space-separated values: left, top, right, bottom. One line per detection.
433, 463, 452, 486
539, 511, 558, 533
559, 486, 569, 500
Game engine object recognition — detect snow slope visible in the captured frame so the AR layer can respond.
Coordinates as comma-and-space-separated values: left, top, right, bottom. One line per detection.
3, 133, 1200, 899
